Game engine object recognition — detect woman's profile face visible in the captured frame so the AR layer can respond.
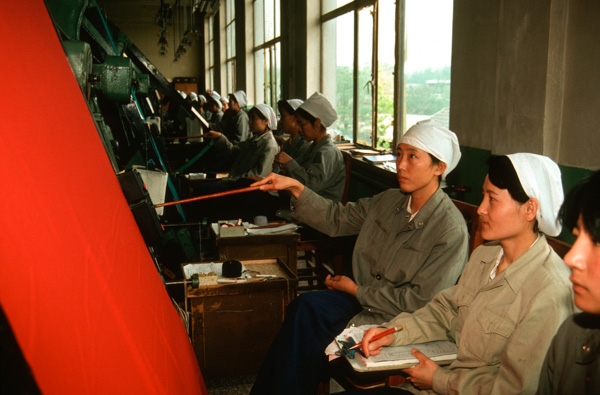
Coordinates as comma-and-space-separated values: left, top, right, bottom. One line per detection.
477, 175, 532, 242
280, 109, 299, 134
564, 215, 600, 314
249, 111, 269, 134
395, 143, 444, 194
296, 115, 321, 142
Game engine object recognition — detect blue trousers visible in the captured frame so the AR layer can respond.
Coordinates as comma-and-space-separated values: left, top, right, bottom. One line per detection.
251, 290, 363, 395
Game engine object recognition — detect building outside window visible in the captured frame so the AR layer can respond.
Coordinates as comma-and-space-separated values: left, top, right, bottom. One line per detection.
321, 0, 453, 150
253, 0, 281, 107
225, 0, 236, 94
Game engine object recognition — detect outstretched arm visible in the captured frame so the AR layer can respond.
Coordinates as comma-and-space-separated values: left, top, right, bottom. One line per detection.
251, 173, 305, 198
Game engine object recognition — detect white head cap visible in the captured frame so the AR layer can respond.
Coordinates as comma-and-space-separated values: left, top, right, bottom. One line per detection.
220, 96, 229, 104
188, 92, 198, 101
178, 90, 187, 99
298, 92, 337, 127
506, 153, 564, 236
254, 104, 278, 130
231, 90, 248, 107
286, 99, 304, 111
198, 94, 207, 103
209, 92, 222, 110
399, 119, 461, 179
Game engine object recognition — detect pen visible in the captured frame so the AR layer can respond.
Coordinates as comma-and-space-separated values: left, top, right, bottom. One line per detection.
348, 325, 402, 351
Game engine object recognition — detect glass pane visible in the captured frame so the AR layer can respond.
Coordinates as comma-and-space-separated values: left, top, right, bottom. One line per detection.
322, 13, 354, 141
356, 6, 374, 146
275, 0, 280, 38
377, 0, 395, 150
254, 0, 264, 46
265, 0, 275, 42
322, 0, 353, 14
403, 0, 453, 132
226, 0, 234, 23
274, 41, 281, 104
227, 59, 235, 94
254, 49, 265, 104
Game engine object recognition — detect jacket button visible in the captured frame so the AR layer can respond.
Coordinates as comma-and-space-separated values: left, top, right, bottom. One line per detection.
376, 274, 382, 280
582, 344, 591, 353
396, 207, 401, 212
418, 222, 424, 226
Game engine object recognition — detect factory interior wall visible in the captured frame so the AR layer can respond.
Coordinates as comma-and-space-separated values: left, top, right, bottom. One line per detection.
0, 1, 207, 393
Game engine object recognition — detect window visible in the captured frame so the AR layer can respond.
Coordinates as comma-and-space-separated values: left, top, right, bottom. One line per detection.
206, 14, 215, 89
253, 0, 281, 107
225, 0, 236, 94
321, 0, 453, 150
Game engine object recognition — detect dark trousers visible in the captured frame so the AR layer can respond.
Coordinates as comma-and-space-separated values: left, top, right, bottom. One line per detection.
250, 290, 363, 395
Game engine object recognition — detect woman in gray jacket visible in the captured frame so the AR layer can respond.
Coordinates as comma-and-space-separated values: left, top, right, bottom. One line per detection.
250, 120, 469, 395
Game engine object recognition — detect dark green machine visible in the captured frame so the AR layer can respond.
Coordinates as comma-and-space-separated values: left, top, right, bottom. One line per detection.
44, 0, 207, 271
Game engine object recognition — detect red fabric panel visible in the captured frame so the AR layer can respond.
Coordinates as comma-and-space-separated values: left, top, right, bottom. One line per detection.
0, 2, 207, 394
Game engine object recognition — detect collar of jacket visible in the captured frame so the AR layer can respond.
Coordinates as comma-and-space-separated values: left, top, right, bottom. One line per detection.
479, 235, 552, 293
394, 186, 447, 230
309, 133, 332, 151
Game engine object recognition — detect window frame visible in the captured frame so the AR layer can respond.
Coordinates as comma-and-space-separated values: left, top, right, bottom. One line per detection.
253, 0, 281, 107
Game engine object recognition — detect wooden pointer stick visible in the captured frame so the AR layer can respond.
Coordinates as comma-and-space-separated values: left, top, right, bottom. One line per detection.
154, 185, 262, 208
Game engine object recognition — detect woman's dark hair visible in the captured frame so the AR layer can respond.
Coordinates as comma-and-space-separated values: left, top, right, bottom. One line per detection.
248, 106, 267, 121
487, 155, 538, 232
559, 170, 600, 243
277, 100, 294, 116
295, 108, 327, 132
487, 156, 530, 203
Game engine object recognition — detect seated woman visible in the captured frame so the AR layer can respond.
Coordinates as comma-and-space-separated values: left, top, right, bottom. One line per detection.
249, 120, 469, 395
353, 154, 575, 395
210, 90, 250, 145
190, 104, 279, 221
277, 98, 310, 162
537, 170, 600, 394
275, 92, 345, 202
204, 91, 223, 123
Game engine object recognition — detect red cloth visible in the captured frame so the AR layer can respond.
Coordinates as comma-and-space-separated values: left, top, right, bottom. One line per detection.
0, 2, 207, 394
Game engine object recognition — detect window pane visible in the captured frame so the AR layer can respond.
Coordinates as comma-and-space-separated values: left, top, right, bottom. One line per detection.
322, 13, 354, 141
265, 0, 275, 42
254, 0, 264, 46
254, 48, 265, 104
404, 0, 453, 132
227, 59, 235, 94
322, 0, 353, 14
275, 0, 280, 38
226, 0, 234, 23
356, 6, 374, 146
274, 41, 281, 105
377, 0, 395, 149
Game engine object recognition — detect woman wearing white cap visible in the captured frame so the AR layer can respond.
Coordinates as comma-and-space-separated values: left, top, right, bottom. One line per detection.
351, 154, 574, 395
250, 119, 469, 395
209, 90, 250, 144
202, 103, 279, 182
277, 98, 310, 160
204, 91, 223, 123
274, 92, 346, 202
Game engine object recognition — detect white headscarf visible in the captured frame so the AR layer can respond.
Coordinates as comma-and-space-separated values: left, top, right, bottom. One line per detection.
209, 92, 222, 110
298, 92, 337, 127
286, 99, 303, 112
399, 119, 461, 179
254, 104, 278, 130
231, 90, 248, 107
187, 92, 198, 102
506, 153, 564, 236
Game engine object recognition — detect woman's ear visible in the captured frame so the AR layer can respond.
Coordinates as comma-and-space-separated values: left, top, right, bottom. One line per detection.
435, 161, 447, 177
525, 198, 539, 222
314, 118, 323, 131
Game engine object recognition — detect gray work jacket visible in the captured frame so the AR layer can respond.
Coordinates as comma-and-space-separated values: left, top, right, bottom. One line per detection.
216, 131, 279, 180
292, 186, 469, 325
286, 134, 345, 202
384, 236, 574, 395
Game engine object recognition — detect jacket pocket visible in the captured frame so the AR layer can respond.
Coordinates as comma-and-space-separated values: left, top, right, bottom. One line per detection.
463, 308, 516, 363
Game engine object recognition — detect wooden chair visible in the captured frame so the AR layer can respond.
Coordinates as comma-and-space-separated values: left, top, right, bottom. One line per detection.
297, 150, 353, 291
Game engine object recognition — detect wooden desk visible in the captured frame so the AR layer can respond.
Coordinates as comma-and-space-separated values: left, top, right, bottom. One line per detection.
215, 232, 301, 274
185, 259, 297, 380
